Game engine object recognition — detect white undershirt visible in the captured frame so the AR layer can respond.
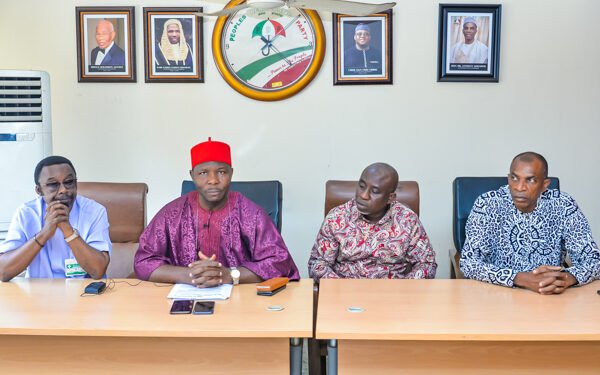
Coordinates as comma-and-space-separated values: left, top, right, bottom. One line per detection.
94, 42, 114, 65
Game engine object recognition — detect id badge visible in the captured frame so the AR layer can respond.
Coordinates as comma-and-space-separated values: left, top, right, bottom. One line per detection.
65, 258, 86, 278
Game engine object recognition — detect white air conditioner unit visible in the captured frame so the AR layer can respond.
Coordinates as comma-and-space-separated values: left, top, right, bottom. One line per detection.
0, 70, 52, 240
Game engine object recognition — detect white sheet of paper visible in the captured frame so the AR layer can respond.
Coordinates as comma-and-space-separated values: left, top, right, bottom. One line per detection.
167, 283, 233, 300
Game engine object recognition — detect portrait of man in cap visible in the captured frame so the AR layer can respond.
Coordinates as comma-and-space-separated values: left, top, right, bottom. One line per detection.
342, 21, 383, 76
438, 6, 501, 81
447, 15, 491, 70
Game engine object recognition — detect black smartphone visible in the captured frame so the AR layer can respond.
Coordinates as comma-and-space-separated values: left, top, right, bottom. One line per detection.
257, 285, 286, 297
193, 301, 215, 315
170, 300, 194, 314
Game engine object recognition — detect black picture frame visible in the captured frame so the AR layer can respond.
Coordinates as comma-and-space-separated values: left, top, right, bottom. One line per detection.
333, 9, 393, 85
143, 7, 204, 83
437, 4, 501, 82
76, 7, 136, 82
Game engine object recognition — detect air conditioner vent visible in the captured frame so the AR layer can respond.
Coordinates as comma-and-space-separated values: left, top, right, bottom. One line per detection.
0, 70, 52, 241
0, 77, 43, 122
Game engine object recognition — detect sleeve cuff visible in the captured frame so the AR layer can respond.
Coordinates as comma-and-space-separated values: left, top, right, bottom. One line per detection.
563, 267, 585, 286
134, 260, 164, 281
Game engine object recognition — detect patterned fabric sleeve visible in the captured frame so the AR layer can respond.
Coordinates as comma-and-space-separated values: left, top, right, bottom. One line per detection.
400, 215, 437, 279
235, 207, 300, 281
134, 210, 172, 280
561, 197, 600, 285
308, 213, 341, 280
460, 196, 518, 287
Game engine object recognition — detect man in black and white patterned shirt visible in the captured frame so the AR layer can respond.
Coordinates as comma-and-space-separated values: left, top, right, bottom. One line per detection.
460, 152, 600, 294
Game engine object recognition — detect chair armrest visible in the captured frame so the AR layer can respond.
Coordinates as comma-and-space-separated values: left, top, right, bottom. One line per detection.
449, 248, 464, 279
106, 243, 138, 279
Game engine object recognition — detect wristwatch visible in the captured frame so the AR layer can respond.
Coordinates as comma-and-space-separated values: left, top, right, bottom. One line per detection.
230, 267, 240, 285
64, 228, 79, 243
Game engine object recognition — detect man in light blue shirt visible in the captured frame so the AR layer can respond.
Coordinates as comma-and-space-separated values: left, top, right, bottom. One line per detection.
0, 156, 111, 281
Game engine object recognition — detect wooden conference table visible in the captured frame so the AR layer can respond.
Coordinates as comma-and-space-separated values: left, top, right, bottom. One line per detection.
316, 279, 600, 375
0, 278, 313, 374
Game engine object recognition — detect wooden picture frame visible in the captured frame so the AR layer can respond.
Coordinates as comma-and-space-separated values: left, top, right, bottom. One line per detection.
143, 7, 204, 83
333, 9, 393, 85
76, 7, 136, 82
437, 4, 502, 82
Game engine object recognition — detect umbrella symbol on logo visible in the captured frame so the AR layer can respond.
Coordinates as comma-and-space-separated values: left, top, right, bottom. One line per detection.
252, 19, 288, 57
252, 19, 286, 40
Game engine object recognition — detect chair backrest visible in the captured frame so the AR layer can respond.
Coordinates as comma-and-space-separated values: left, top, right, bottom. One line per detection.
324, 180, 420, 217
78, 182, 148, 278
181, 180, 283, 233
452, 176, 560, 253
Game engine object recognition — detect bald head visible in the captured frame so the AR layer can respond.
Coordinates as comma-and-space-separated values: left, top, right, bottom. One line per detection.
355, 163, 398, 223
363, 163, 398, 194
97, 20, 114, 33
96, 20, 116, 49
511, 151, 548, 178
508, 152, 551, 213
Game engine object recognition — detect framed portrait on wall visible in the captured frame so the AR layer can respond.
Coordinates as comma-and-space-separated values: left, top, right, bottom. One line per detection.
333, 9, 393, 85
76, 7, 136, 82
143, 8, 204, 83
437, 4, 501, 82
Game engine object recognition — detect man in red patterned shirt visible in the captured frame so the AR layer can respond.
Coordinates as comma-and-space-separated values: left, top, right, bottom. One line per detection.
308, 163, 437, 280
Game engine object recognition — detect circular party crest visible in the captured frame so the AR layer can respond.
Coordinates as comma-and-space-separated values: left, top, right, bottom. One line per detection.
212, 0, 325, 101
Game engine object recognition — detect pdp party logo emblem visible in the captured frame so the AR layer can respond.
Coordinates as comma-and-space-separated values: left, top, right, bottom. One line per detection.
223, 9, 316, 90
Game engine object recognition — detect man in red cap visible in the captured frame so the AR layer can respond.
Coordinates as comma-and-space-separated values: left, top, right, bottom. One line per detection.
134, 138, 299, 286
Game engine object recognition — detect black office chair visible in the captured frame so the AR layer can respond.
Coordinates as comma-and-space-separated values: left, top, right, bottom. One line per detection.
450, 176, 560, 278
181, 180, 283, 233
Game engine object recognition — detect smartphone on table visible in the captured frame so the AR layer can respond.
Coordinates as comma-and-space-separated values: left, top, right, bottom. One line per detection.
193, 301, 215, 315
170, 300, 194, 314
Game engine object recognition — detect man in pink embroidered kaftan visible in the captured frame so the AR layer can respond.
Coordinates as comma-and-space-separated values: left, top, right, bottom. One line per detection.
134, 138, 299, 286
308, 163, 437, 280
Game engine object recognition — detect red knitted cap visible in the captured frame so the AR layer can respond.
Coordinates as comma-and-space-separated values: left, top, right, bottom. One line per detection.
190, 137, 232, 168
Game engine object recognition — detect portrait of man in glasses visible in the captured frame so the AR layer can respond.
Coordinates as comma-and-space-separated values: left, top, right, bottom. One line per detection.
0, 156, 111, 281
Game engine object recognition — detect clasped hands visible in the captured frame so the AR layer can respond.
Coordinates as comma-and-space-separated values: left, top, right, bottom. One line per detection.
188, 251, 232, 288
514, 265, 577, 295
39, 201, 74, 243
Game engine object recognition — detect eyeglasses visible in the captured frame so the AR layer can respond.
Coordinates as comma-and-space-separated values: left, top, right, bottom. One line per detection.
42, 179, 77, 193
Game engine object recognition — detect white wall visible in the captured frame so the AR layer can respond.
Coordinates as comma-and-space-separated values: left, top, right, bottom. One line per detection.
2, 0, 599, 278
